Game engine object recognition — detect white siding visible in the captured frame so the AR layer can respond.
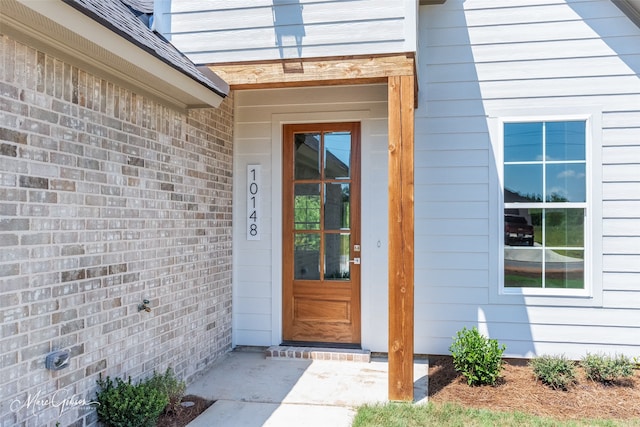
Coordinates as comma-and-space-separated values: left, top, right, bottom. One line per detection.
232, 84, 390, 350
415, 0, 640, 358
162, 0, 417, 63
221, 0, 640, 358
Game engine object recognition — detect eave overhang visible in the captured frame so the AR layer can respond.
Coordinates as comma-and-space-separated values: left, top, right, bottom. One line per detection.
613, 0, 640, 28
0, 0, 228, 110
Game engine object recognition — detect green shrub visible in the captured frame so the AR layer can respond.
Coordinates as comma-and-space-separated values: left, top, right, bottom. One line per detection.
96, 375, 169, 427
529, 355, 576, 390
145, 368, 186, 414
581, 353, 634, 384
449, 327, 506, 386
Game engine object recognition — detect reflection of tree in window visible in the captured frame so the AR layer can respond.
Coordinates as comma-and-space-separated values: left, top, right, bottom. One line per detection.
294, 193, 320, 230
504, 188, 541, 203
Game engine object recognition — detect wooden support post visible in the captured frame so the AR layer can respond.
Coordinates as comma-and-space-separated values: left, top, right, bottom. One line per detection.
388, 75, 415, 401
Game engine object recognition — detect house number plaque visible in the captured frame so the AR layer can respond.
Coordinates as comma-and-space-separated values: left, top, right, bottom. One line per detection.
247, 164, 261, 240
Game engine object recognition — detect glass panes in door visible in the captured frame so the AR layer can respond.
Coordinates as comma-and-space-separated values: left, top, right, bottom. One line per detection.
293, 130, 354, 281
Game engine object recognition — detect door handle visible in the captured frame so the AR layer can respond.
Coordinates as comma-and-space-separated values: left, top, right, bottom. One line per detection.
349, 257, 361, 265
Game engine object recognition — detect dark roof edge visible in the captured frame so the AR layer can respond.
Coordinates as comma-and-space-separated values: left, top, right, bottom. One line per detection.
612, 0, 640, 28
60, 0, 229, 99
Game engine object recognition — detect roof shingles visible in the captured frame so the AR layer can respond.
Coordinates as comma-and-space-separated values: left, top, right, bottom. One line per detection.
61, 0, 228, 98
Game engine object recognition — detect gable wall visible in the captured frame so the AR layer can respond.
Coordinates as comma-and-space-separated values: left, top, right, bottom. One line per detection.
0, 33, 233, 426
162, 0, 417, 64
415, 0, 640, 357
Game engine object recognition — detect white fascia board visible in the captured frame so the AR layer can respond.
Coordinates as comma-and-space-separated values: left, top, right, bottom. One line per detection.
8, 0, 223, 109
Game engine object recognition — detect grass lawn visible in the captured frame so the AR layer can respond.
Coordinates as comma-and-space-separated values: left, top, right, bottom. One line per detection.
352, 402, 640, 427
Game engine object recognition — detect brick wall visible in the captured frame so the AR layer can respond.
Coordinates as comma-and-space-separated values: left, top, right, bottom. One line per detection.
0, 33, 234, 427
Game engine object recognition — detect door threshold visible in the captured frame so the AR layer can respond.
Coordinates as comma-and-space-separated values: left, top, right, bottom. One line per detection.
280, 341, 361, 349
266, 345, 371, 363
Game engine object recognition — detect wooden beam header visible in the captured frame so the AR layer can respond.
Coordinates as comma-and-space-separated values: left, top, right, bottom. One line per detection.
205, 54, 416, 90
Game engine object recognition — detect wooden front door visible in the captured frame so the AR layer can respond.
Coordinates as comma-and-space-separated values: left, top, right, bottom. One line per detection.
282, 122, 361, 345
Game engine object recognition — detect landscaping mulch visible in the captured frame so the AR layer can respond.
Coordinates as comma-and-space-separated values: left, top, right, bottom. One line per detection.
155, 395, 214, 427
428, 356, 640, 421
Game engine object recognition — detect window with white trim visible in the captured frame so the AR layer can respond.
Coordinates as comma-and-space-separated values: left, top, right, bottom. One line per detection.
503, 120, 587, 290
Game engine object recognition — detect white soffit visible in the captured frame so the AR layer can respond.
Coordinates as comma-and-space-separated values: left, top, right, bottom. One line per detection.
0, 0, 225, 109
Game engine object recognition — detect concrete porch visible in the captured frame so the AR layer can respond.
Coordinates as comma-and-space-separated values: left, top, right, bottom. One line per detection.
185, 347, 428, 427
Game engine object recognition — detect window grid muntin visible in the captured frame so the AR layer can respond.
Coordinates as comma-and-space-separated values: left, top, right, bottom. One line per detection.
503, 120, 587, 290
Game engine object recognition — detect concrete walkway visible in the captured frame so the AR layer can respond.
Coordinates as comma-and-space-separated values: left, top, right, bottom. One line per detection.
186, 349, 428, 427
